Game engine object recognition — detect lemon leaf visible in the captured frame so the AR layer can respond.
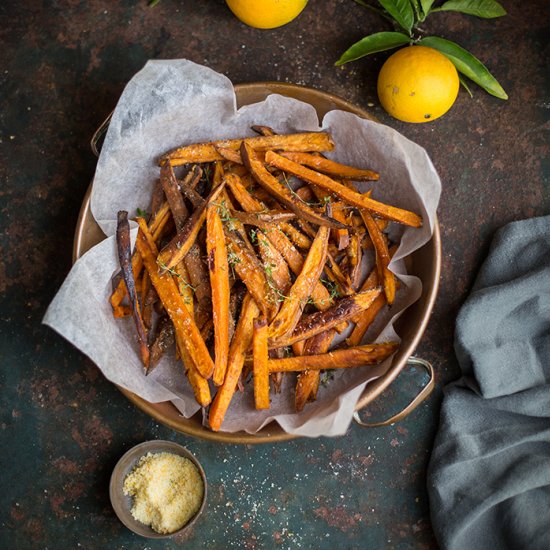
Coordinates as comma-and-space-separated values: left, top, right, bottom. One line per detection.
419, 0, 436, 15
419, 36, 508, 99
432, 0, 506, 18
335, 32, 411, 66
378, 0, 415, 33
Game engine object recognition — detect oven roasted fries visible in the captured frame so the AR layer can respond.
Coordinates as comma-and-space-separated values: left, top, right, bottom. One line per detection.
110, 129, 422, 431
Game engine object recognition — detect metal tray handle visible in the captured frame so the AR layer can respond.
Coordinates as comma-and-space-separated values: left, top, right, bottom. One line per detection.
353, 357, 435, 428
91, 112, 113, 157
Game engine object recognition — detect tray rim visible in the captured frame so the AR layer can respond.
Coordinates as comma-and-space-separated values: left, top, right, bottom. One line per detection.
73, 81, 441, 444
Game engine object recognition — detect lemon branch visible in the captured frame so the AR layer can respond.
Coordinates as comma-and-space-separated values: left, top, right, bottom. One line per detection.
336, 0, 508, 100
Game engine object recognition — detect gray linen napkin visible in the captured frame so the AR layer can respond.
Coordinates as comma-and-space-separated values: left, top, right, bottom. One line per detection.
428, 215, 550, 550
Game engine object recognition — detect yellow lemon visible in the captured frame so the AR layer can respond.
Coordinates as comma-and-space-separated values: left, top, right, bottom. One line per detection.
226, 0, 308, 29
377, 45, 459, 123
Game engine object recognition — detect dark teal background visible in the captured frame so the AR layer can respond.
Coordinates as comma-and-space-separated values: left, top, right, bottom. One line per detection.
1, 1, 548, 547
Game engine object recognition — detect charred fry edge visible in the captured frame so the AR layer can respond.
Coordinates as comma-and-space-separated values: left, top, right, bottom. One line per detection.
116, 211, 150, 370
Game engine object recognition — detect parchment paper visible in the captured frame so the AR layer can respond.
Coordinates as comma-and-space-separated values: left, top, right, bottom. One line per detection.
43, 60, 441, 437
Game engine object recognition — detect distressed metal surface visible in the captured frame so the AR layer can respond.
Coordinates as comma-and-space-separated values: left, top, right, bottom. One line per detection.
0, 1, 548, 548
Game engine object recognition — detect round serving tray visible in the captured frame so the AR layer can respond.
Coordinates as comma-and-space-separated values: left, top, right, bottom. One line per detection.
74, 82, 441, 444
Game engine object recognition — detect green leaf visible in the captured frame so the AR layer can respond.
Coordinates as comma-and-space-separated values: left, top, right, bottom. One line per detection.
335, 32, 411, 66
378, 0, 415, 33
419, 0, 436, 14
419, 36, 508, 99
432, 0, 506, 18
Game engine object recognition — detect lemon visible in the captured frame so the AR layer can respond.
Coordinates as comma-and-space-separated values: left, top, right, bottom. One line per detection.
226, 0, 308, 29
377, 45, 459, 123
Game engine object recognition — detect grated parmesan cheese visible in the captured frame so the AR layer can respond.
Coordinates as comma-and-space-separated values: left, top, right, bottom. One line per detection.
123, 451, 204, 534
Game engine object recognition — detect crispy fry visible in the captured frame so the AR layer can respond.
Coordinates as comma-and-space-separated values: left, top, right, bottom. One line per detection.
242, 143, 347, 230
182, 243, 211, 330
280, 152, 379, 181
268, 224, 329, 340
163, 132, 335, 166
295, 328, 336, 412
209, 294, 260, 431
135, 224, 215, 380
346, 213, 363, 290
173, 260, 194, 316
225, 227, 277, 320
346, 293, 387, 347
250, 125, 276, 136
268, 342, 399, 372
265, 151, 422, 227
256, 230, 292, 299
157, 182, 225, 271
110, 202, 171, 309
253, 316, 270, 409
270, 288, 382, 348
331, 203, 351, 251
149, 315, 175, 371
180, 344, 211, 407
207, 202, 231, 386
179, 165, 205, 208
231, 210, 296, 230
161, 162, 188, 230
116, 212, 150, 371
360, 209, 395, 304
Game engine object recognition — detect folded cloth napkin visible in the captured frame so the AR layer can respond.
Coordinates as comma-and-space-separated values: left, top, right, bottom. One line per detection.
428, 215, 550, 550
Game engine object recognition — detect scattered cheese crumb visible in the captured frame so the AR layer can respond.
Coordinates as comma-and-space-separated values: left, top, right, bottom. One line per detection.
123, 452, 204, 534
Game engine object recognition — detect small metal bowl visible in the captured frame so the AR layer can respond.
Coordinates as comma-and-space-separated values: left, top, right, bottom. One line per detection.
110, 440, 207, 539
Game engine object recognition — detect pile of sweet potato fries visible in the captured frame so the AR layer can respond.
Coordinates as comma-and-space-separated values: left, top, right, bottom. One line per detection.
111, 128, 422, 431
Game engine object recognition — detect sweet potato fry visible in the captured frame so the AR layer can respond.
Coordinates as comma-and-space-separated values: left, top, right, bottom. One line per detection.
295, 328, 336, 412
157, 182, 225, 271
161, 162, 188, 230
179, 343, 211, 407
270, 288, 382, 348
179, 165, 205, 208
250, 125, 276, 136
255, 230, 292, 299
149, 315, 175, 371
268, 342, 399, 372
231, 210, 296, 230
265, 151, 422, 227
346, 293, 387, 347
268, 224, 329, 340
163, 132, 335, 166
184, 243, 212, 330
206, 202, 231, 386
116, 211, 150, 371
173, 260, 194, 316
253, 316, 270, 409
360, 209, 395, 304
135, 224, 215, 380
280, 152, 379, 181
209, 294, 260, 431
225, 227, 277, 320
241, 143, 348, 230
109, 201, 171, 310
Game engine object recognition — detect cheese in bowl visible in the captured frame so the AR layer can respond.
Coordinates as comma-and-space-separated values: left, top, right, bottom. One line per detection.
123, 451, 204, 535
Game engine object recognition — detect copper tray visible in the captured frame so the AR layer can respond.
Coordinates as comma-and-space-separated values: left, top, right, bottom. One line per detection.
74, 82, 441, 443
